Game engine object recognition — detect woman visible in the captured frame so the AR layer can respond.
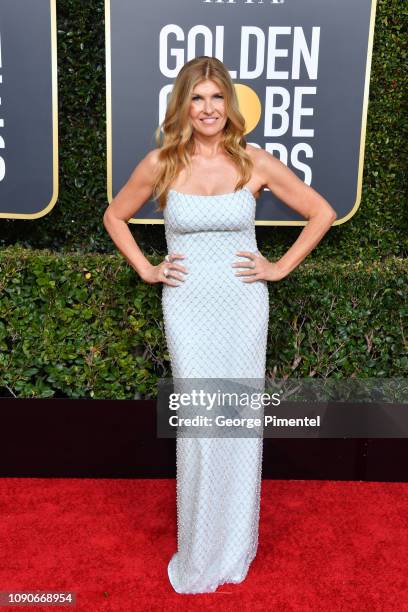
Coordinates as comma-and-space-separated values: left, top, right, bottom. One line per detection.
103, 56, 336, 594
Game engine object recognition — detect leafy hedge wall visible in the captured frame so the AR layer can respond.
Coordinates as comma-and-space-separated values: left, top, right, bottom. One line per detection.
0, 1, 406, 398
0, 247, 406, 398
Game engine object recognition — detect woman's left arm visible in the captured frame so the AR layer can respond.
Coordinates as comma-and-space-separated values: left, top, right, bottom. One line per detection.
237, 149, 337, 282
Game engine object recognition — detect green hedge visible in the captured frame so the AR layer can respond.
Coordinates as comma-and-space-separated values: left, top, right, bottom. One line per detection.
0, 247, 406, 398
0, 0, 406, 261
0, 1, 406, 398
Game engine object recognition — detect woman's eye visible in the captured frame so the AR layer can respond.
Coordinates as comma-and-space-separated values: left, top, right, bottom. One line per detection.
192, 95, 224, 100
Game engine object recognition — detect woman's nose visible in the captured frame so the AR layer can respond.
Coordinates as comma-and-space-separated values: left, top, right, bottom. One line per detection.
204, 100, 214, 112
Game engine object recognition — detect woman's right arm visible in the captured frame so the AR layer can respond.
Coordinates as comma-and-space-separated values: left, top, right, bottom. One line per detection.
103, 149, 186, 286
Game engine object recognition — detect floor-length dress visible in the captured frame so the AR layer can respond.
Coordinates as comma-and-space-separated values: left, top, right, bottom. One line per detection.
162, 186, 269, 594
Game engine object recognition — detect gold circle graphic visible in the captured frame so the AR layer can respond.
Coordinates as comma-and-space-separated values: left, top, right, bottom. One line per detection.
235, 84, 262, 135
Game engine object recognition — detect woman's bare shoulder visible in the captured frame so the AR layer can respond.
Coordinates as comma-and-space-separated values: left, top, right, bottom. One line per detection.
243, 143, 271, 191
245, 143, 284, 179
143, 147, 162, 167
131, 148, 162, 185
245, 142, 268, 161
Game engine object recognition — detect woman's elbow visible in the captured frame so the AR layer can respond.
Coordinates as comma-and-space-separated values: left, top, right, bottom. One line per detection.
103, 207, 118, 225
102, 208, 111, 227
322, 200, 337, 222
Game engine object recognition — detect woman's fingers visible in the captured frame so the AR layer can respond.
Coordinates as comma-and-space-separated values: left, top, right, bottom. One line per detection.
162, 264, 182, 285
162, 258, 186, 285
163, 278, 182, 286
166, 253, 189, 275
165, 268, 185, 283
232, 250, 271, 281
170, 263, 189, 274
240, 275, 261, 283
233, 252, 257, 276
163, 264, 187, 281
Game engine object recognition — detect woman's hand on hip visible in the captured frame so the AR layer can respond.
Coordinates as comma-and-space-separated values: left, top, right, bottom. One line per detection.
232, 251, 288, 282
142, 253, 188, 286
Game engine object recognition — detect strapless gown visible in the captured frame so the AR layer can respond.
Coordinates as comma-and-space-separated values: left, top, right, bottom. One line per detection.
161, 186, 269, 594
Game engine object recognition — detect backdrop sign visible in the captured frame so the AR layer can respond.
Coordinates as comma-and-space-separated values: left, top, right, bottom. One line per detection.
0, 0, 58, 219
106, 0, 377, 226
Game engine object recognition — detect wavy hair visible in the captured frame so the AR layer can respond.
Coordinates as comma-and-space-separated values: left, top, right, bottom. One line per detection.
152, 56, 253, 211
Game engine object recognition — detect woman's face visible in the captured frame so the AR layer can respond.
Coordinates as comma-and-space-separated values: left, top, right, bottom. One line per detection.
188, 79, 228, 137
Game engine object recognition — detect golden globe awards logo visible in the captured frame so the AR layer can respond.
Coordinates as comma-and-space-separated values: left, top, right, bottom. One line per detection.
107, 0, 376, 225
158, 24, 321, 187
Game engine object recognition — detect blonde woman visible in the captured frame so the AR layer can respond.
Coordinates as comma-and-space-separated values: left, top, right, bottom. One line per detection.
103, 56, 336, 594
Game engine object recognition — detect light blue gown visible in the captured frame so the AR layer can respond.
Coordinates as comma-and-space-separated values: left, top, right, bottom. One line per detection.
162, 186, 269, 594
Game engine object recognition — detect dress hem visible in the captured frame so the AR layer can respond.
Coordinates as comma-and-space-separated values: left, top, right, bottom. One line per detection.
167, 549, 257, 595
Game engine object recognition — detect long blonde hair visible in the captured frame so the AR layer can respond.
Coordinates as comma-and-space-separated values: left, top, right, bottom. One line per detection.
152, 56, 253, 211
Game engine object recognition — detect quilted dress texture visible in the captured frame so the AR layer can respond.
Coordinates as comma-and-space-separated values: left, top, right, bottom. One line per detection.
162, 186, 269, 593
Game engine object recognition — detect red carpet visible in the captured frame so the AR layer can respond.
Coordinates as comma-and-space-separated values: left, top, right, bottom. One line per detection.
0, 478, 407, 611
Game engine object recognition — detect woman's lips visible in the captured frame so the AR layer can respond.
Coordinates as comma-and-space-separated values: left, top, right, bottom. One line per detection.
200, 117, 218, 124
